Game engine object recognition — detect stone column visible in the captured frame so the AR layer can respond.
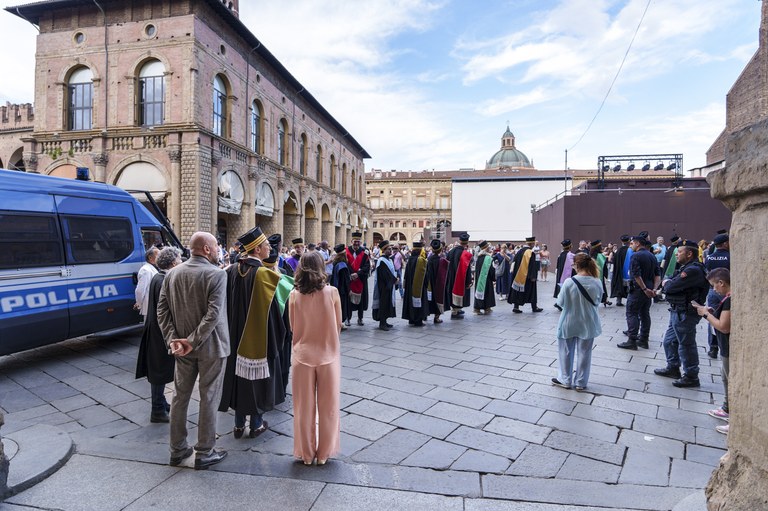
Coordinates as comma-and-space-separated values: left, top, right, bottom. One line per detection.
167, 147, 182, 233
0, 412, 8, 498
321, 220, 334, 245
705, 119, 768, 511
91, 153, 109, 183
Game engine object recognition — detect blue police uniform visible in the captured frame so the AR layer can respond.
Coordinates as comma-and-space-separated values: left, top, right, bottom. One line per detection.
703, 243, 730, 356
618, 246, 659, 349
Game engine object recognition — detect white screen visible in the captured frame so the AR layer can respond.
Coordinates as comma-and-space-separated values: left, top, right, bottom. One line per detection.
451, 178, 569, 241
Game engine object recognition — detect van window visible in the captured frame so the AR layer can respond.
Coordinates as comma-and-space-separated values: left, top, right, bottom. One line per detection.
63, 215, 134, 263
0, 213, 64, 269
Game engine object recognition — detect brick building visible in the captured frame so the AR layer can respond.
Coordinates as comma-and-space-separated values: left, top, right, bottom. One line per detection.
6, 0, 371, 246
0, 103, 34, 171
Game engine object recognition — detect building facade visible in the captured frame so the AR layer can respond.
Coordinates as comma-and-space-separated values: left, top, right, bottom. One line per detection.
7, 0, 371, 247
0, 103, 34, 172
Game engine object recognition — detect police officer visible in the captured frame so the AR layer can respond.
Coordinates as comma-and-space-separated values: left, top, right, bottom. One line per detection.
704, 232, 730, 358
653, 240, 710, 387
617, 236, 660, 350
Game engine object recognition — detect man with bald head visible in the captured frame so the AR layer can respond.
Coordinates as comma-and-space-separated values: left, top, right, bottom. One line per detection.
158, 231, 230, 470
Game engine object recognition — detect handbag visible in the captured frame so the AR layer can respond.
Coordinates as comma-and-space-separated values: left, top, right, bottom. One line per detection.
570, 277, 597, 306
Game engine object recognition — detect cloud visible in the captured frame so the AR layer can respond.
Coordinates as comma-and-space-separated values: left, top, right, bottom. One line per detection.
476, 86, 553, 117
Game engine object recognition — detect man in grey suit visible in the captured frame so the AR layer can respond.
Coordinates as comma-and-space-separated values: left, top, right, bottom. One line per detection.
157, 232, 230, 470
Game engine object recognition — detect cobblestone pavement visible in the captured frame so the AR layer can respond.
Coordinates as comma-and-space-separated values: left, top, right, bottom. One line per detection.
0, 278, 725, 510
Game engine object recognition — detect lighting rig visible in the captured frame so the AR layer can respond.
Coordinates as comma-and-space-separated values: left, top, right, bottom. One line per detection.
596, 153, 683, 190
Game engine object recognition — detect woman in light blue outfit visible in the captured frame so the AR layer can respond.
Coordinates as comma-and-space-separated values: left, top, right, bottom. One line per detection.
552, 253, 603, 391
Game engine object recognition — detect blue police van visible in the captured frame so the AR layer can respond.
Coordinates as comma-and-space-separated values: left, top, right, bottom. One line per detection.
0, 169, 185, 356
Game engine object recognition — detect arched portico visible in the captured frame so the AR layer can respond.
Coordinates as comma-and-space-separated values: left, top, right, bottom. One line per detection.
304, 198, 320, 244
321, 203, 334, 245
255, 181, 278, 237
283, 190, 301, 242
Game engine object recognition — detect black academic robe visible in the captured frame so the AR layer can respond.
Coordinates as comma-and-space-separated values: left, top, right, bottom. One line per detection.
426, 253, 447, 315
473, 253, 496, 310
444, 246, 472, 308
348, 246, 371, 311
401, 253, 429, 324
508, 246, 538, 306
493, 252, 512, 296
372, 258, 397, 322
135, 271, 175, 385
590, 248, 610, 303
218, 258, 287, 415
610, 245, 630, 299
331, 260, 352, 322
553, 250, 574, 298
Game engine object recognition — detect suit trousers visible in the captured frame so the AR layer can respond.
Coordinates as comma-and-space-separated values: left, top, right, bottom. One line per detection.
170, 353, 226, 457
292, 358, 340, 463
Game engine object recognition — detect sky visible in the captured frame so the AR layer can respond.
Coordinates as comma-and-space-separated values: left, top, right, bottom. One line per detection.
0, 0, 762, 172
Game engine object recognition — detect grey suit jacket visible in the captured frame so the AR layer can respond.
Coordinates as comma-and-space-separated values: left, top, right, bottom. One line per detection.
157, 255, 230, 360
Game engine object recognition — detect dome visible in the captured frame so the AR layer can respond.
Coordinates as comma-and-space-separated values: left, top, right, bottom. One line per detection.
485, 125, 534, 170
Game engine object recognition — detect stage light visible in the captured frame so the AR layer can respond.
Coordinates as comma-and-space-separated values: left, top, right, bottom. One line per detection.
641, 163, 651, 171
666, 162, 677, 171
627, 163, 635, 171
654, 162, 665, 171
612, 164, 622, 172
602, 165, 610, 171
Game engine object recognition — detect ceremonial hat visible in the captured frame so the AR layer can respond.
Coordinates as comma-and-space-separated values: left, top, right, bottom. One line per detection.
378, 240, 390, 250
620, 234, 630, 242
638, 231, 649, 239
459, 233, 470, 245
714, 234, 729, 245
334, 243, 346, 254
670, 235, 680, 243
238, 227, 267, 253
631, 234, 646, 242
561, 239, 571, 248
413, 241, 424, 248
716, 229, 728, 235
478, 240, 489, 249
263, 246, 279, 266
525, 236, 536, 242
351, 231, 363, 241
292, 237, 304, 245
267, 233, 282, 247
430, 239, 441, 250
590, 239, 602, 248
681, 239, 699, 249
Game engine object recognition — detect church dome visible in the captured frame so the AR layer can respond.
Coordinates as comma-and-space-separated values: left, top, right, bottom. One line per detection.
486, 126, 533, 169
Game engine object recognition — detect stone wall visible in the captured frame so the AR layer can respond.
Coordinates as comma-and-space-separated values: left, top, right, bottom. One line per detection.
705, 119, 768, 510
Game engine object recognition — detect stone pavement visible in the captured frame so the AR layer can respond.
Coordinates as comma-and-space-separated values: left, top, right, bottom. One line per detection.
0, 278, 726, 510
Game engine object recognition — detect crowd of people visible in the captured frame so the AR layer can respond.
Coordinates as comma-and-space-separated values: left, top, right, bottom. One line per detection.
130, 225, 733, 470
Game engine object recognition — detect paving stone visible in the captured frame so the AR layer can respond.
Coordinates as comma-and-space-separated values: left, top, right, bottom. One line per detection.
356, 361, 409, 377
508, 391, 577, 415
408, 353, 462, 368
505, 444, 568, 477
340, 366, 381, 383
445, 425, 527, 460
392, 412, 460, 439
340, 379, 387, 399
632, 415, 696, 443
571, 402, 634, 428
425, 348, 481, 363
401, 370, 460, 387
618, 429, 685, 459
556, 454, 621, 483
453, 361, 506, 377
0, 387, 46, 413
4, 404, 59, 423
451, 381, 511, 401
472, 357, 526, 371
484, 416, 551, 444
464, 499, 638, 511
538, 411, 620, 443
424, 402, 493, 428
645, 383, 712, 403
368, 345, 421, 358
340, 414, 395, 441
686, 444, 726, 467
338, 432, 371, 457
527, 383, 594, 404
352, 429, 430, 464
423, 387, 491, 410
669, 458, 717, 489
343, 349, 391, 363
378, 357, 432, 371
625, 389, 679, 408
424, 364, 484, 382
367, 375, 434, 396
67, 404, 122, 428
341, 355, 369, 368
592, 395, 658, 418
345, 399, 407, 423
451, 449, 510, 473
657, 406, 720, 428
481, 399, 545, 424
338, 393, 362, 410
363, 464, 481, 497
39, 362, 88, 381
544, 431, 626, 465
401, 438, 467, 470
478, 375, 532, 392
372, 389, 437, 413
27, 382, 80, 402
694, 426, 728, 449
482, 474, 693, 510
619, 447, 671, 486
311, 484, 463, 511
8, 369, 59, 389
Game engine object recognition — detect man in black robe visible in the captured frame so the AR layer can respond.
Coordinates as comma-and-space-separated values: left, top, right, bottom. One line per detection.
611, 235, 632, 306
508, 236, 543, 313
267, 233, 293, 277
426, 239, 448, 324
445, 233, 473, 320
372, 240, 398, 330
347, 231, 371, 326
473, 240, 496, 314
553, 239, 575, 298
402, 241, 429, 326
330, 243, 352, 328
218, 227, 287, 439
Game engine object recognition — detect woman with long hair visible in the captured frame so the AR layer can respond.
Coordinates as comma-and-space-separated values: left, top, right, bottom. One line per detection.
288, 251, 342, 465
552, 252, 603, 391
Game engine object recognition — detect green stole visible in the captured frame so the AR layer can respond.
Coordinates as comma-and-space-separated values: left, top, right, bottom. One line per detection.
595, 253, 606, 280
275, 274, 294, 315
665, 247, 679, 278
411, 249, 428, 308
236, 267, 280, 381
475, 254, 492, 300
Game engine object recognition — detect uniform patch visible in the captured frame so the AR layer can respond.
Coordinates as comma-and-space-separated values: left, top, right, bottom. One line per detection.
680, 272, 687, 278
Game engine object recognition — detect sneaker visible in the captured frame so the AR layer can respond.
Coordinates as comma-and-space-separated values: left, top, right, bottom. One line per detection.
654, 366, 682, 379
708, 408, 730, 421
716, 424, 729, 435
551, 377, 571, 389
672, 375, 701, 388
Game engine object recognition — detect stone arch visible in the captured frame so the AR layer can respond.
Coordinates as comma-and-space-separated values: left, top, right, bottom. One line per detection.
321, 203, 334, 245
390, 232, 407, 242
329, 154, 336, 190
342, 163, 348, 195
283, 190, 301, 242
113, 160, 170, 219
372, 231, 384, 245
7, 147, 25, 172
254, 180, 279, 236
42, 157, 86, 177
215, 168, 246, 247
304, 197, 320, 244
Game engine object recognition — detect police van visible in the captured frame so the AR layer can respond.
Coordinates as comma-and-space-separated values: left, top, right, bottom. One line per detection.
0, 169, 185, 355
